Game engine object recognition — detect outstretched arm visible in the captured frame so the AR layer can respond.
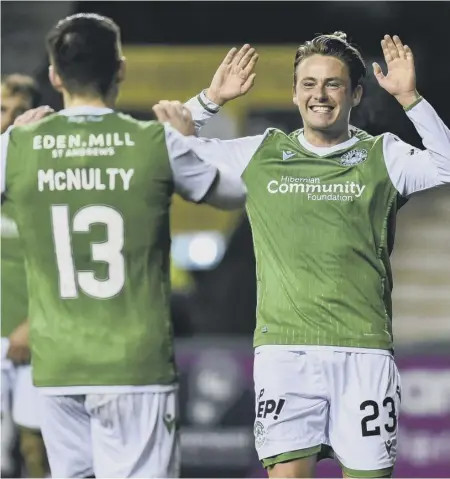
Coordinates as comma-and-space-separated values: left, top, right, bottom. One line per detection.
374, 35, 450, 195
155, 102, 265, 209
163, 123, 247, 210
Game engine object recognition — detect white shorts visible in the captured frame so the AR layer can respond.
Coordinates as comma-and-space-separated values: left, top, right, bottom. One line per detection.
39, 391, 180, 478
1, 361, 42, 430
253, 347, 401, 476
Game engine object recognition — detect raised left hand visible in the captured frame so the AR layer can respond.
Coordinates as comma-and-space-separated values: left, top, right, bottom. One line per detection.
373, 35, 419, 106
14, 105, 54, 127
7, 320, 30, 365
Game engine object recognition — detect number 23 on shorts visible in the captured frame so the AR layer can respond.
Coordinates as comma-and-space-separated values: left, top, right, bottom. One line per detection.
330, 361, 401, 474
360, 394, 398, 438
355, 386, 401, 465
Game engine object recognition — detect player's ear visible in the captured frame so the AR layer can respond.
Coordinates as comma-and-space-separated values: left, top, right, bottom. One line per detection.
352, 84, 363, 107
292, 78, 300, 106
48, 65, 63, 93
117, 57, 126, 84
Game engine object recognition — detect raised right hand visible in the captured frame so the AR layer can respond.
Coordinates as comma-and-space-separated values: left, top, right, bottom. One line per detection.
205, 44, 259, 106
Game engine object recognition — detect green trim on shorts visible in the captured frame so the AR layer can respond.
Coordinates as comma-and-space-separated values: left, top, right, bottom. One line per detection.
341, 463, 393, 478
262, 445, 321, 468
317, 444, 334, 461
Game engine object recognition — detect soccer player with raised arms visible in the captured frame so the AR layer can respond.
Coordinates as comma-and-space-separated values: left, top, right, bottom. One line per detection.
1, 13, 246, 478
155, 33, 450, 478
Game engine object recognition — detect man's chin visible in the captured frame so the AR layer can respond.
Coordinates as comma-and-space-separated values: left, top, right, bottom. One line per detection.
307, 121, 336, 132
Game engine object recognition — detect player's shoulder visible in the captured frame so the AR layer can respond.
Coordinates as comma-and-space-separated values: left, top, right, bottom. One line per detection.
378, 131, 420, 158
244, 128, 282, 158
372, 131, 415, 156
284, 128, 302, 143
353, 127, 409, 150
115, 112, 162, 131
257, 127, 290, 144
264, 127, 288, 138
9, 113, 58, 137
349, 126, 391, 155
351, 125, 377, 143
114, 113, 168, 144
377, 131, 402, 144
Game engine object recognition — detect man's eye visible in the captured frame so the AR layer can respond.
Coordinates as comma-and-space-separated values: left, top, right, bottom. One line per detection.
328, 83, 340, 88
303, 82, 314, 88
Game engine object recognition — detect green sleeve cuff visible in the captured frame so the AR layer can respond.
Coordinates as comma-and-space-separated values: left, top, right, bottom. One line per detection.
403, 96, 423, 112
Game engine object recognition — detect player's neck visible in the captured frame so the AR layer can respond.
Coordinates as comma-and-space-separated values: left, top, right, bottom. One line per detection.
62, 92, 115, 110
303, 127, 350, 148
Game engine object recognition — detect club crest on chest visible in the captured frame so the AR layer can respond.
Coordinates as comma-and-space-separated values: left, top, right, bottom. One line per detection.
340, 148, 368, 166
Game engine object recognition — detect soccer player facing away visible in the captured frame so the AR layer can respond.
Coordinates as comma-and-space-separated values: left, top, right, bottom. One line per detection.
1, 14, 246, 478
154, 34, 450, 478
1, 74, 49, 478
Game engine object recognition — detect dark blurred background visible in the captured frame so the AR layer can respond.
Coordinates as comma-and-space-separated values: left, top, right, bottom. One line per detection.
2, 2, 449, 477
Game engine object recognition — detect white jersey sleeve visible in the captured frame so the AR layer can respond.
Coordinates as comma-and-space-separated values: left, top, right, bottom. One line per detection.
185, 91, 267, 176
164, 123, 246, 209
184, 90, 221, 134
1, 127, 13, 194
383, 98, 450, 196
183, 134, 267, 177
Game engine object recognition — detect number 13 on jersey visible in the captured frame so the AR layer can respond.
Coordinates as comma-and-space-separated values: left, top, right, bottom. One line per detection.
51, 204, 125, 299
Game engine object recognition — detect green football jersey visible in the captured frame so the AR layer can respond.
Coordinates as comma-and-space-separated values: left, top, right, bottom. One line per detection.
1, 201, 28, 337
186, 93, 448, 353
4, 111, 180, 388
244, 129, 406, 351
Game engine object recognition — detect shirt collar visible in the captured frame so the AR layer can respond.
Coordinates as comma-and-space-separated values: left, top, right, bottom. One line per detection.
58, 106, 114, 116
297, 130, 360, 157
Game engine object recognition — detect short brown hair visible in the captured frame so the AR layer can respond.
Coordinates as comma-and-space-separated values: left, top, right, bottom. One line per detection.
293, 31, 366, 91
1, 74, 41, 108
46, 13, 121, 97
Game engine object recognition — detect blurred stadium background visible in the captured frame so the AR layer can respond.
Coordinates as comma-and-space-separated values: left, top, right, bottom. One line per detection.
1, 1, 449, 477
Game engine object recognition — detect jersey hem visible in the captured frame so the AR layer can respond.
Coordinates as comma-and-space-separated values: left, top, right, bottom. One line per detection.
254, 344, 393, 357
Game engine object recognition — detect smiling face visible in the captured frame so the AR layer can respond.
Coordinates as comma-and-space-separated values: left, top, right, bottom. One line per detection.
1, 87, 33, 133
293, 54, 362, 141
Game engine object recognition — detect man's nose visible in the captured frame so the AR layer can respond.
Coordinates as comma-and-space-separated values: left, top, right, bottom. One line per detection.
312, 86, 328, 101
